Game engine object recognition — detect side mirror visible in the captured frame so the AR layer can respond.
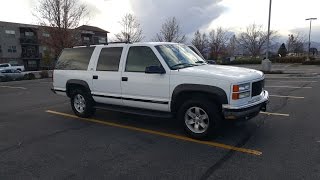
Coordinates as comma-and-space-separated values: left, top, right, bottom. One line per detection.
145, 66, 166, 74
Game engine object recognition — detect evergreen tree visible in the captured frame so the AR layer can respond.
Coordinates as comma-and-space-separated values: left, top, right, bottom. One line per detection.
278, 43, 287, 57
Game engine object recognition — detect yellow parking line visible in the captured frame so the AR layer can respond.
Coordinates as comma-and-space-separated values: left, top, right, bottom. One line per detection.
269, 95, 304, 99
260, 111, 289, 117
0, 85, 27, 90
46, 110, 262, 156
266, 86, 312, 89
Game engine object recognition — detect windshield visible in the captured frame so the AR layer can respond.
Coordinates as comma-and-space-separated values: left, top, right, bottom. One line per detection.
155, 44, 206, 70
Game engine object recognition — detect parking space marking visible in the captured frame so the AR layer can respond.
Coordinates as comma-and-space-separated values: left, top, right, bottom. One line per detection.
269, 95, 304, 99
266, 86, 312, 89
46, 110, 262, 156
266, 80, 317, 83
260, 112, 290, 117
0, 85, 27, 90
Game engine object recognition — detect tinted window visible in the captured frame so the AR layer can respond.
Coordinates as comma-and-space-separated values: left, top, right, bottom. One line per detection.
0, 64, 9, 67
125, 46, 161, 72
55, 47, 94, 70
96, 47, 123, 71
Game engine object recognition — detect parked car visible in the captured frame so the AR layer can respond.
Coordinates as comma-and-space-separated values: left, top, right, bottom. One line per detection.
52, 42, 269, 139
187, 45, 216, 64
0, 63, 25, 72
0, 69, 25, 81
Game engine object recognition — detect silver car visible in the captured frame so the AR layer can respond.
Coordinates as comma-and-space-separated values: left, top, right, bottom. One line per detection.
0, 69, 24, 81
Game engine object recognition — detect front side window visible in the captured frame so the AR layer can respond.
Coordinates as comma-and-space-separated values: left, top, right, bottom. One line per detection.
96, 47, 123, 71
125, 46, 161, 72
55, 47, 94, 70
155, 44, 205, 70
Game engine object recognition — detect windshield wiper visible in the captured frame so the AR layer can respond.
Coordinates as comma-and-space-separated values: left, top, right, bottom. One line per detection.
195, 60, 206, 64
171, 63, 196, 70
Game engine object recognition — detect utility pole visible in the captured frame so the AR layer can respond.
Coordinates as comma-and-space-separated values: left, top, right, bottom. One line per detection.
305, 18, 317, 61
262, 0, 272, 72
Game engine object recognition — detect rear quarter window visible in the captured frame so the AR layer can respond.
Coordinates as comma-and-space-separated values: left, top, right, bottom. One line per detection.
55, 47, 94, 70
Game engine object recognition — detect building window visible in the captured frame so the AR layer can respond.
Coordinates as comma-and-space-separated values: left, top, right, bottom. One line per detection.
0, 45, 2, 53
42, 33, 50, 37
98, 37, 106, 44
5, 30, 15, 38
83, 37, 90, 41
8, 46, 17, 53
25, 32, 34, 36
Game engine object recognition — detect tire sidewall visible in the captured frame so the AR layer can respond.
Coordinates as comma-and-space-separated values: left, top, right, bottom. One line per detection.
178, 99, 221, 139
71, 89, 95, 118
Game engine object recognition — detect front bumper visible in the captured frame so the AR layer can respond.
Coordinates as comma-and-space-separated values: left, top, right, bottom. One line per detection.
222, 90, 269, 120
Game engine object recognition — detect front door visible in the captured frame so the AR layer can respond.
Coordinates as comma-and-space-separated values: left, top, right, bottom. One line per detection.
121, 46, 170, 112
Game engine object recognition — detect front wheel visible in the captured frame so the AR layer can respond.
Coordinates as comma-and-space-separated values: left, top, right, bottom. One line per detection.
71, 89, 95, 118
178, 98, 222, 139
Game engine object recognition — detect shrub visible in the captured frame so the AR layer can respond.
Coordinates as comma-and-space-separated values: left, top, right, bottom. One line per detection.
220, 58, 262, 65
23, 73, 36, 80
40, 70, 49, 78
272, 56, 306, 63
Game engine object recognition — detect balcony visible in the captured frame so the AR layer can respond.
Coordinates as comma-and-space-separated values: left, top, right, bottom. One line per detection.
21, 53, 41, 59
20, 37, 39, 45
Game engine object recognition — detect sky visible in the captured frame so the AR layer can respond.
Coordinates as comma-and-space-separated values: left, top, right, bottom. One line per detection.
0, 0, 319, 43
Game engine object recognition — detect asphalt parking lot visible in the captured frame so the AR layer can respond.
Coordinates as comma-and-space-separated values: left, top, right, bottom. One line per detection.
1, 65, 320, 179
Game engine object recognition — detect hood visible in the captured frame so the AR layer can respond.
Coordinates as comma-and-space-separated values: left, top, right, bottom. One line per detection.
172, 64, 264, 83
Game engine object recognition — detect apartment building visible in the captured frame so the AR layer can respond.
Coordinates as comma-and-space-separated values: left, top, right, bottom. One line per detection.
0, 21, 109, 71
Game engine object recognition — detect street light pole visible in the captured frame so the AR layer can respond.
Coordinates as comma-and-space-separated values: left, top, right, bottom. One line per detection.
305, 18, 317, 61
262, 0, 272, 72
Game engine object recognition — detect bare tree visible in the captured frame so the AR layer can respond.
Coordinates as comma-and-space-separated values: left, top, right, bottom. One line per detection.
155, 17, 186, 43
237, 24, 276, 57
208, 27, 229, 59
34, 0, 88, 57
115, 13, 144, 42
226, 34, 237, 56
287, 33, 306, 54
191, 30, 209, 57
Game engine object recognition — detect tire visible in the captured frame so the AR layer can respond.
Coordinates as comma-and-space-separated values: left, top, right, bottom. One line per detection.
177, 98, 222, 139
70, 88, 95, 118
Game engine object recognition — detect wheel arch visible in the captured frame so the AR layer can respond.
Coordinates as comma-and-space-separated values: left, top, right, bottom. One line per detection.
66, 79, 91, 97
171, 84, 228, 113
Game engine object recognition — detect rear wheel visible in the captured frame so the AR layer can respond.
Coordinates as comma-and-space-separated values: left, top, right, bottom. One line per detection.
178, 98, 222, 139
70, 89, 95, 118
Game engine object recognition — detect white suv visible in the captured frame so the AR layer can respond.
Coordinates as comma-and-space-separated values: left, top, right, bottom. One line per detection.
52, 42, 269, 139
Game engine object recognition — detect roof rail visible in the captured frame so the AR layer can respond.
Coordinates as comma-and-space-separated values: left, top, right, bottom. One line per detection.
103, 41, 132, 45
74, 41, 132, 48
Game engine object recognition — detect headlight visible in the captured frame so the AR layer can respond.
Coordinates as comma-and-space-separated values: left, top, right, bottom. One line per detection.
232, 83, 251, 100
233, 83, 250, 92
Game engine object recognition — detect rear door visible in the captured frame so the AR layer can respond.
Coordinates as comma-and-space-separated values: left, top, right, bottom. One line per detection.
91, 46, 125, 106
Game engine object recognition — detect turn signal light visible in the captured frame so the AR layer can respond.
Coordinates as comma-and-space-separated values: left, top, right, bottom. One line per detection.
232, 93, 239, 100
233, 85, 239, 92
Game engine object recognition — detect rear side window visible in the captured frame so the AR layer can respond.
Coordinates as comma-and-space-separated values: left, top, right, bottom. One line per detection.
125, 46, 161, 72
55, 47, 94, 70
96, 47, 123, 71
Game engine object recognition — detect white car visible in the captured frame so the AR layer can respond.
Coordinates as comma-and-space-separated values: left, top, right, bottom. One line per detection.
0, 63, 25, 72
52, 42, 268, 139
